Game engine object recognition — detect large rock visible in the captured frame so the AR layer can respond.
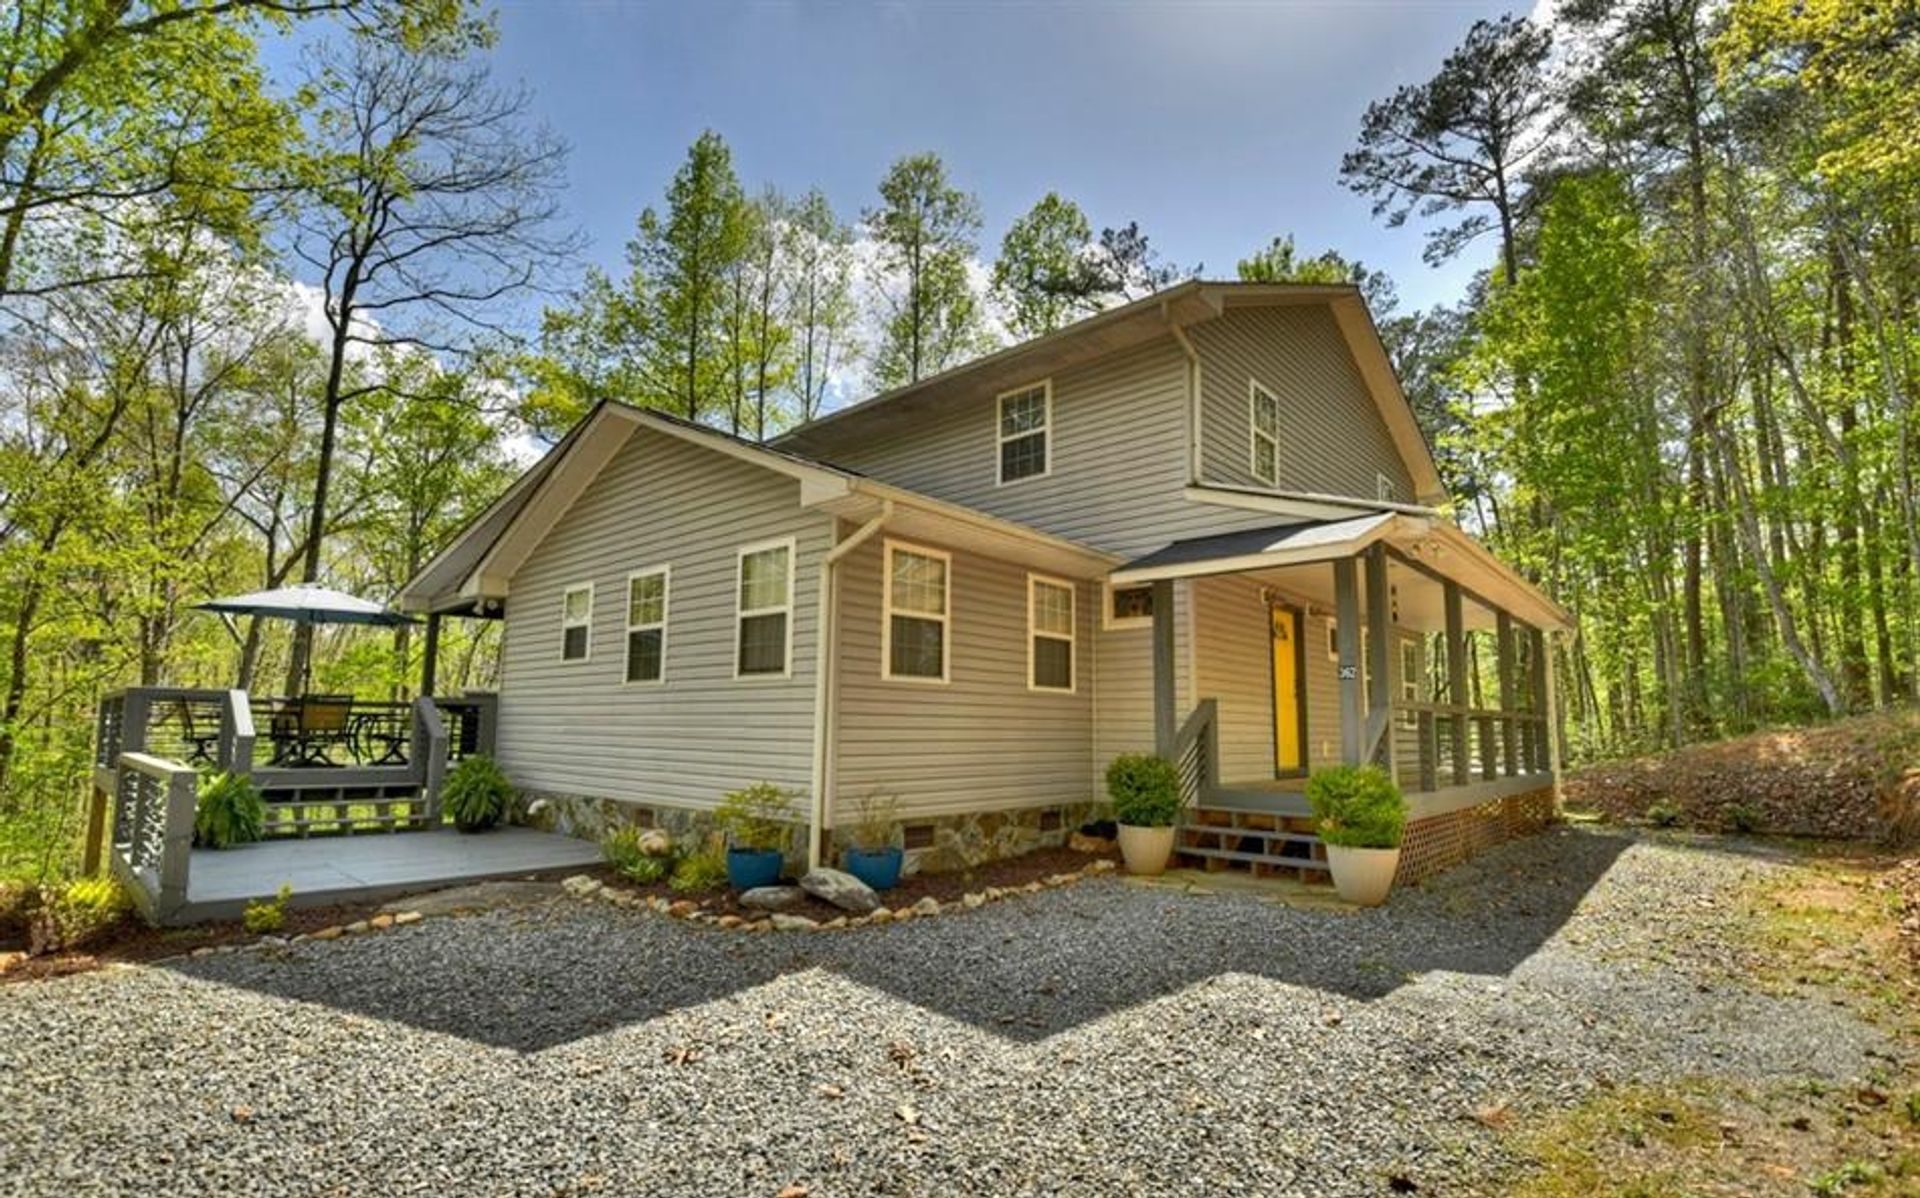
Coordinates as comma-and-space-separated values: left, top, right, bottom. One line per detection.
739, 885, 807, 912
798, 867, 880, 914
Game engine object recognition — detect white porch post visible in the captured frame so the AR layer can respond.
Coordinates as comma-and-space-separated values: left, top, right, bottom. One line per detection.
1365, 543, 1395, 777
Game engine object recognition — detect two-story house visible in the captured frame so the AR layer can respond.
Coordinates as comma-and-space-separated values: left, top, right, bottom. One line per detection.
400, 281, 1570, 885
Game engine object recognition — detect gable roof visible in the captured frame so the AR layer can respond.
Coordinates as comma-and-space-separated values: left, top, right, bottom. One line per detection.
774, 280, 1445, 504
398, 400, 1120, 614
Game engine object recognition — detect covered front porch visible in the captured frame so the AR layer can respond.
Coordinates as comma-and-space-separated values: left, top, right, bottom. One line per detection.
1114, 511, 1568, 880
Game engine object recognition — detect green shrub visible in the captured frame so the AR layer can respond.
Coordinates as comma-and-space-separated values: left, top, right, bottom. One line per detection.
442, 755, 512, 832
243, 883, 292, 934
602, 827, 670, 884
1105, 753, 1182, 827
669, 837, 728, 892
1306, 765, 1407, 849
1645, 799, 1683, 828
194, 771, 265, 849
27, 876, 129, 954
1724, 803, 1761, 834
715, 782, 795, 852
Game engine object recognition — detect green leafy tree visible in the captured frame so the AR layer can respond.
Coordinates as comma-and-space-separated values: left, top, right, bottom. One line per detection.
865, 152, 991, 387
992, 192, 1100, 337
784, 187, 857, 423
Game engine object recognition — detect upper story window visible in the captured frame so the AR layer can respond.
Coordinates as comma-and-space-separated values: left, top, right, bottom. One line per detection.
997, 381, 1051, 484
560, 584, 592, 662
1399, 638, 1420, 704
1249, 380, 1279, 486
1377, 472, 1397, 503
625, 567, 669, 684
884, 540, 949, 682
1029, 575, 1075, 692
736, 539, 793, 677
1106, 583, 1154, 630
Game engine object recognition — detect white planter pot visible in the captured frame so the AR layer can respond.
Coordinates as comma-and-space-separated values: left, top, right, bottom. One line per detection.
1325, 845, 1401, 907
1116, 824, 1176, 876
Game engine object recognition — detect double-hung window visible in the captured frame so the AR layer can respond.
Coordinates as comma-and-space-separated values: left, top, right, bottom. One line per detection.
560, 584, 592, 662
625, 567, 669, 684
736, 540, 793, 677
1029, 575, 1075, 692
884, 541, 949, 682
1249, 380, 1279, 486
997, 381, 1051, 484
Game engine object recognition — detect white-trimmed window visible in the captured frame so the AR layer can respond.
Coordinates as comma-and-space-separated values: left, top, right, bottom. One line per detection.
883, 540, 949, 682
735, 539, 793, 677
1105, 582, 1154, 630
1399, 638, 1420, 705
1249, 380, 1279, 486
997, 381, 1051, 484
1029, 575, 1076, 692
560, 583, 593, 662
624, 567, 669, 684
1325, 618, 1340, 662
1377, 472, 1397, 503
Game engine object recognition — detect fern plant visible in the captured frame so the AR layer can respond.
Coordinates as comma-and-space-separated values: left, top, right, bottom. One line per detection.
194, 772, 265, 849
442, 755, 512, 832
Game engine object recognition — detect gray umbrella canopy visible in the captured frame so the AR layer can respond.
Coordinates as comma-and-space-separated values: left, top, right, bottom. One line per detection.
194, 584, 416, 627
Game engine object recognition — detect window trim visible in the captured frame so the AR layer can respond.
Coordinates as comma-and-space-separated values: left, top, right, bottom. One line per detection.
733, 536, 796, 681
995, 379, 1053, 486
1102, 581, 1154, 631
622, 565, 670, 686
1399, 637, 1420, 705
1376, 471, 1397, 503
1248, 379, 1279, 487
559, 582, 593, 663
1027, 573, 1077, 694
881, 538, 952, 685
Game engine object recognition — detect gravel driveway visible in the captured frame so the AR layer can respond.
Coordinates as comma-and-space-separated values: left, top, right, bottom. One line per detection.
0, 827, 1904, 1197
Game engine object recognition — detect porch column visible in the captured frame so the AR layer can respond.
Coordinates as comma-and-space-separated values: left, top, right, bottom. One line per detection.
420, 612, 442, 698
1365, 543, 1393, 772
1496, 609, 1518, 776
1334, 556, 1363, 765
1543, 630, 1565, 806
1528, 625, 1549, 772
1152, 578, 1177, 757
1444, 580, 1470, 786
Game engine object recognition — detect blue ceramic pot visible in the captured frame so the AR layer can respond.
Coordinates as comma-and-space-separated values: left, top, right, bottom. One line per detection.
726, 848, 784, 890
842, 845, 904, 891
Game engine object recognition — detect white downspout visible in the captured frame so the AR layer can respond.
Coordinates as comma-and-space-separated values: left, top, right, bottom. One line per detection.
807, 500, 892, 869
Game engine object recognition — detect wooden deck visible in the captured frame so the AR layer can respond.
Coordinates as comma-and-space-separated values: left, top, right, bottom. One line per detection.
177, 827, 603, 924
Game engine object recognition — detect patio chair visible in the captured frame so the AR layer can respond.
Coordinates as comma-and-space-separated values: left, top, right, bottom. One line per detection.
290, 694, 354, 767
161, 699, 221, 767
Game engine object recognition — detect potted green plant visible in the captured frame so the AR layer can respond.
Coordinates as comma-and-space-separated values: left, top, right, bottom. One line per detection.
1106, 753, 1183, 875
442, 754, 512, 833
716, 782, 795, 889
1306, 764, 1407, 906
194, 771, 265, 849
841, 792, 903, 890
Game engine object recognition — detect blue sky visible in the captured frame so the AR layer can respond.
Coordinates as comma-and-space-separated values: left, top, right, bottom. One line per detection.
465, 0, 1522, 317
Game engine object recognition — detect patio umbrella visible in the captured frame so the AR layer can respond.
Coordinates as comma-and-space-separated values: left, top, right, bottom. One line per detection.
195, 584, 416, 694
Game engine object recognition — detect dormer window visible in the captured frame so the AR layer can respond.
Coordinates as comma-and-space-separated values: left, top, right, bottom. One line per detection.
997, 381, 1051, 484
1249, 380, 1279, 486
1376, 472, 1397, 503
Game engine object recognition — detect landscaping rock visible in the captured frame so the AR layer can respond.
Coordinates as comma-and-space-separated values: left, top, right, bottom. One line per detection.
911, 896, 940, 917
739, 886, 807, 912
638, 829, 672, 857
769, 913, 819, 932
798, 867, 880, 914
1067, 831, 1115, 853
560, 875, 601, 898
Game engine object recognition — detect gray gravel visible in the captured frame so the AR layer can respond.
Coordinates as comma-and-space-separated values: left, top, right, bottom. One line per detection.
0, 826, 1905, 1197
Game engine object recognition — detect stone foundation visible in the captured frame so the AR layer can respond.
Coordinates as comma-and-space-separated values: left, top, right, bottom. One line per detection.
513, 789, 1108, 876
1395, 787, 1557, 886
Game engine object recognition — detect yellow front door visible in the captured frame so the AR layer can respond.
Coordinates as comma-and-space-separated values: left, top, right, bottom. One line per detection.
1270, 607, 1304, 774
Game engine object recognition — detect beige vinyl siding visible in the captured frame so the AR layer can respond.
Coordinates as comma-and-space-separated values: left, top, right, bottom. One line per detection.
1192, 305, 1416, 502
496, 425, 832, 808
809, 338, 1279, 559
832, 534, 1095, 821
1305, 612, 1343, 770
1090, 579, 1197, 792
1191, 574, 1278, 785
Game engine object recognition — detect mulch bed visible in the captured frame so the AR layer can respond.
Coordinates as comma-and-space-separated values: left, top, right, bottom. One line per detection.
1563, 707, 1920, 843
584, 843, 1123, 923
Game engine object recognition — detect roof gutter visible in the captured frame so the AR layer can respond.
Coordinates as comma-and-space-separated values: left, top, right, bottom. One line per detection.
807, 500, 892, 870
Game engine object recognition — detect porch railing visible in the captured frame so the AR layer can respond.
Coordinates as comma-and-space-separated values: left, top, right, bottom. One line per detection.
1170, 698, 1219, 809
1392, 700, 1550, 792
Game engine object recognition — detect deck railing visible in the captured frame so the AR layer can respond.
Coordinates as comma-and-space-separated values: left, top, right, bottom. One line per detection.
1393, 700, 1550, 793
1170, 698, 1219, 810
107, 751, 198, 924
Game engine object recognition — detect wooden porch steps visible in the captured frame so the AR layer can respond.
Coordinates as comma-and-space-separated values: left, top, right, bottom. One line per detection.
1176, 803, 1330, 883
